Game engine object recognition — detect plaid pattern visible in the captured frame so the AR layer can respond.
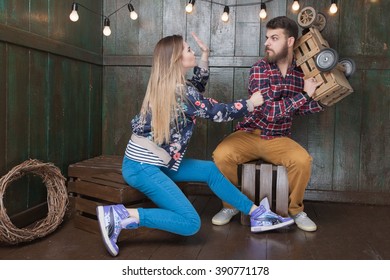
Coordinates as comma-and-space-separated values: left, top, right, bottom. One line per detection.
236, 58, 323, 139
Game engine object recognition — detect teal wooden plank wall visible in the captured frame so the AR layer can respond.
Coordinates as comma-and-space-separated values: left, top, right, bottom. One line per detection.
0, 0, 103, 216
102, 0, 389, 205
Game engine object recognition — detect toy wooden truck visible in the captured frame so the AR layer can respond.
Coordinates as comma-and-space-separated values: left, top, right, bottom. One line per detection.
294, 7, 355, 106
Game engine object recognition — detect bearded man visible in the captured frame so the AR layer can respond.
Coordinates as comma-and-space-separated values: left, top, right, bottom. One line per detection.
212, 16, 324, 232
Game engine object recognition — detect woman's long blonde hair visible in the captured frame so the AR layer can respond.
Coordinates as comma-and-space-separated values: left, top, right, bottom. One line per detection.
140, 35, 187, 145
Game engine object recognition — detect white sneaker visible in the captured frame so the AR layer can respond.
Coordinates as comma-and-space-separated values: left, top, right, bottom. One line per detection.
292, 212, 317, 232
212, 208, 240, 225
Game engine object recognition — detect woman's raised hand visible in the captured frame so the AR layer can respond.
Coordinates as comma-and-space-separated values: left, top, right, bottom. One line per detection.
191, 32, 209, 53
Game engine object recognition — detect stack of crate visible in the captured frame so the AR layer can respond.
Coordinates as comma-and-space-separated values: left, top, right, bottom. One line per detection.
294, 27, 354, 106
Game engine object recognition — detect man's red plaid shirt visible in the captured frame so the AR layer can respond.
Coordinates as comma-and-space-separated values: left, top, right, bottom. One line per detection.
236, 58, 324, 139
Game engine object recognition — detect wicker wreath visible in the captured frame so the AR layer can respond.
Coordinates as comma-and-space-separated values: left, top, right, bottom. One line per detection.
0, 159, 68, 245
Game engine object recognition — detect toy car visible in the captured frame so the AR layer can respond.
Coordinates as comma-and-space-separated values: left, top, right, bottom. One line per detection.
294, 7, 355, 106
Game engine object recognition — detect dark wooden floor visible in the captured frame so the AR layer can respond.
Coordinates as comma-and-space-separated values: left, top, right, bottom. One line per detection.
1, 195, 390, 260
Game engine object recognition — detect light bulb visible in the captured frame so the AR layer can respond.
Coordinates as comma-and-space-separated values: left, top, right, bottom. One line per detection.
103, 26, 111, 36
130, 11, 138, 20
103, 18, 111, 36
292, 1, 300, 11
259, 3, 267, 19
185, 3, 193, 13
329, 3, 338, 14
128, 4, 138, 20
69, 3, 79, 22
69, 10, 79, 22
221, 6, 229, 22
259, 9, 267, 19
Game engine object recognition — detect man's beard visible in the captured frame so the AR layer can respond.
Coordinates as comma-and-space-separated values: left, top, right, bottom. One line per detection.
265, 43, 288, 63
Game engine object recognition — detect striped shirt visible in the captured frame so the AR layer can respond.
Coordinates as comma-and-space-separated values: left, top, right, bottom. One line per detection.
125, 140, 183, 171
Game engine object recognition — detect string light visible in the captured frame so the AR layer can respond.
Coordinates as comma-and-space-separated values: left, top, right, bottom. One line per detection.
128, 3, 138, 20
103, 18, 111, 36
329, 0, 338, 14
186, 0, 196, 14
292, 0, 300, 11
221, 6, 229, 22
69, 1, 138, 36
259, 3, 267, 20
69, 2, 79, 22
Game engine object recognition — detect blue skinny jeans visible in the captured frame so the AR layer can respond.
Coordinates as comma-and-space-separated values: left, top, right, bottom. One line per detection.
122, 157, 253, 236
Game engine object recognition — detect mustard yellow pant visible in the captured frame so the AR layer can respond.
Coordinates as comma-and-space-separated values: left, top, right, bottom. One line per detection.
212, 130, 312, 216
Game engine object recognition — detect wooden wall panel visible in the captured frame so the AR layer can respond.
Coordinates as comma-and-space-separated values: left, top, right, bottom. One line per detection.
332, 71, 363, 192
6, 0, 29, 30
29, 51, 49, 161
0, 1, 5, 24
139, 0, 163, 55
88, 64, 103, 156
360, 70, 390, 192
206, 68, 235, 157
30, 0, 49, 37
163, 0, 186, 37
0, 43, 6, 176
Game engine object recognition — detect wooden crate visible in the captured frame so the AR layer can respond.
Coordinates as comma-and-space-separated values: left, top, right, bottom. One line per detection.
293, 27, 354, 106
68, 155, 152, 234
240, 161, 289, 226
67, 155, 212, 234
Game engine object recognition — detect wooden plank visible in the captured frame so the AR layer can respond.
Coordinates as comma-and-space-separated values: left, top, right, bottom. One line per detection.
210, 0, 235, 57
6, 0, 29, 30
333, 71, 362, 191
29, 51, 49, 161
30, 0, 48, 37
0, 24, 102, 66
0, 43, 6, 176
7, 45, 29, 169
163, 0, 186, 37
240, 162, 256, 225
0, 1, 5, 24
68, 155, 122, 178
71, 179, 145, 204
360, 70, 390, 192
275, 166, 289, 217
206, 67, 234, 158
88, 64, 103, 157
259, 163, 273, 204
139, 0, 162, 55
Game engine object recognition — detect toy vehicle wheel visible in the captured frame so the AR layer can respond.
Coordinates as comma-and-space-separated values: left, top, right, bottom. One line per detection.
339, 58, 356, 78
315, 48, 339, 72
297, 6, 317, 28
315, 13, 327, 31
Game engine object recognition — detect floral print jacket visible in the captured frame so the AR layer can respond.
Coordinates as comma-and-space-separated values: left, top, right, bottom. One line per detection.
130, 63, 254, 169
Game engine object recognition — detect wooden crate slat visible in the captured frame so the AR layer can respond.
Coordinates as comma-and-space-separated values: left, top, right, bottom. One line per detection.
275, 166, 289, 217
72, 180, 145, 203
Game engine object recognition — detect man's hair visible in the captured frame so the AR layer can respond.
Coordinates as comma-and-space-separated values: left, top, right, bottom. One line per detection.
266, 16, 298, 41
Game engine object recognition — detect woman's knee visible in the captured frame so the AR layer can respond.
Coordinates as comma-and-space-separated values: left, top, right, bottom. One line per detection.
181, 213, 201, 236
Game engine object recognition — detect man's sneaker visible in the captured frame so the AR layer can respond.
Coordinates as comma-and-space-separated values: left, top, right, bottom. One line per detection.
96, 204, 139, 256
250, 198, 294, 233
292, 212, 317, 232
212, 208, 240, 225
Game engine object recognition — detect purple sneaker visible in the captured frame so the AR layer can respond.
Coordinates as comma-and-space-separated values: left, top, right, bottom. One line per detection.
250, 205, 294, 233
96, 204, 139, 256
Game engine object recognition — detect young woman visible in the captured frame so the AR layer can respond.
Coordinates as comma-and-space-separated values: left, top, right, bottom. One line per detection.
96, 33, 293, 257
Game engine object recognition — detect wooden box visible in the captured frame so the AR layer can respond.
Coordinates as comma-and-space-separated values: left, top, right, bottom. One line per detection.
293, 27, 354, 106
240, 161, 289, 226
67, 155, 150, 234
